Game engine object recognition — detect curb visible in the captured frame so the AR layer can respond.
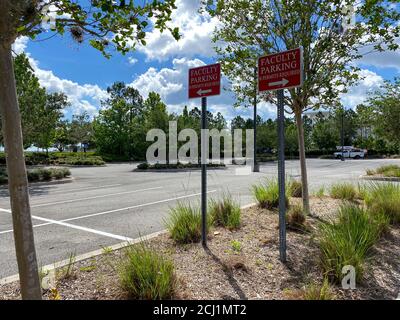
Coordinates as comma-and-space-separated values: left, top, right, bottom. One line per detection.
133, 167, 227, 173
0, 177, 74, 189
0, 230, 167, 286
0, 203, 258, 286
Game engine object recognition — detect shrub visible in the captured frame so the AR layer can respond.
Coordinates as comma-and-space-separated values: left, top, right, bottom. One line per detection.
367, 165, 400, 178
118, 244, 175, 299
209, 195, 241, 230
50, 168, 64, 180
60, 168, 71, 177
252, 179, 288, 210
364, 182, 400, 224
288, 179, 302, 198
329, 183, 357, 201
302, 278, 335, 300
37, 168, 52, 181
137, 162, 149, 170
375, 164, 400, 174
51, 167, 71, 179
64, 157, 105, 166
164, 202, 209, 244
366, 169, 375, 176
27, 170, 40, 182
0, 174, 8, 184
286, 205, 307, 231
317, 204, 384, 282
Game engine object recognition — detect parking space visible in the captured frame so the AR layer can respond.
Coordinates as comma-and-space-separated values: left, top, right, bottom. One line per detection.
0, 159, 399, 279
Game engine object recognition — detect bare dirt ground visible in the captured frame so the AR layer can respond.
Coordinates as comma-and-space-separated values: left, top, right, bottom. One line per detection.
1, 196, 399, 300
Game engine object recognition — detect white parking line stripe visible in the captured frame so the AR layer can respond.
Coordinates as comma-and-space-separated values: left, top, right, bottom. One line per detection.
59, 190, 217, 223
30, 186, 163, 208
37, 184, 123, 195
0, 190, 217, 235
0, 208, 132, 241
31, 216, 133, 241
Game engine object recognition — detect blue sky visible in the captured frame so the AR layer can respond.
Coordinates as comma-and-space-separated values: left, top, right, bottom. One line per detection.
13, 0, 400, 122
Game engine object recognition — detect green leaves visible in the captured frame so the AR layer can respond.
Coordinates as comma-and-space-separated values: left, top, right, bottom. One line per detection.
10, 0, 179, 58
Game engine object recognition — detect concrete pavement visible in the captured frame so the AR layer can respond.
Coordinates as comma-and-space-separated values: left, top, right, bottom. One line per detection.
0, 158, 399, 279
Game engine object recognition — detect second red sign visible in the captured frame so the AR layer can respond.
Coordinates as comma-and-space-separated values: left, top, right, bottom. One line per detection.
258, 47, 303, 92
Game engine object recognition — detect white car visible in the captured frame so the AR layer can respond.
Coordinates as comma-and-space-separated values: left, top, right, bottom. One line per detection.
334, 148, 366, 159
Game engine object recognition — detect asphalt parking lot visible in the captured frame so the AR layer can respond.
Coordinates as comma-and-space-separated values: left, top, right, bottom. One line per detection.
0, 158, 399, 279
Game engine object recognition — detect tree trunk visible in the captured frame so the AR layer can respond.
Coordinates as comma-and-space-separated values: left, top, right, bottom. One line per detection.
294, 109, 310, 214
0, 42, 42, 300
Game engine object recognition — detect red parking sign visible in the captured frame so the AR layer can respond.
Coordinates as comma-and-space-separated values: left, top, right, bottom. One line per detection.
258, 48, 303, 92
188, 63, 221, 99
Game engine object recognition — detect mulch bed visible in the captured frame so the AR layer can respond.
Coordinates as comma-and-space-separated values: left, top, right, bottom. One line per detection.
1, 196, 399, 300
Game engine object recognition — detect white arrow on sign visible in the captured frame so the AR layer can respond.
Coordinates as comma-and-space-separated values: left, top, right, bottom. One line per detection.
268, 78, 289, 87
197, 89, 212, 96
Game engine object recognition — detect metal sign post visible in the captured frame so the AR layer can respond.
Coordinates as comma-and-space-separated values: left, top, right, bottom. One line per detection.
258, 47, 303, 263
188, 63, 221, 247
201, 97, 207, 246
277, 89, 286, 263
253, 66, 259, 173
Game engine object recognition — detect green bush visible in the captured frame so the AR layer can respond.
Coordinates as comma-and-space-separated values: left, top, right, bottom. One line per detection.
288, 179, 302, 198
27, 170, 40, 182
0, 167, 71, 184
137, 163, 149, 170
0, 170, 8, 184
209, 194, 241, 230
375, 164, 400, 174
252, 179, 288, 209
367, 165, 400, 178
317, 204, 385, 282
38, 168, 52, 181
164, 202, 209, 244
61, 156, 105, 166
49, 168, 70, 179
60, 167, 71, 177
329, 183, 357, 201
118, 244, 175, 299
51, 168, 64, 179
364, 182, 400, 224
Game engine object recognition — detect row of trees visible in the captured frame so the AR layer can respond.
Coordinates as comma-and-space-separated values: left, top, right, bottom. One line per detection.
0, 54, 93, 154
9, 55, 400, 160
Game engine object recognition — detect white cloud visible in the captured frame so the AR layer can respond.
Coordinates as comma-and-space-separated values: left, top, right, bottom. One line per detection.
340, 69, 385, 108
130, 57, 203, 102
357, 45, 400, 72
130, 57, 276, 121
128, 57, 138, 65
12, 36, 29, 54
30, 58, 108, 116
12, 37, 108, 116
138, 0, 220, 61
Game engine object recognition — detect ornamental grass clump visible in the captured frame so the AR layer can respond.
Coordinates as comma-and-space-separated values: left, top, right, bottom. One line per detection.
209, 194, 241, 230
164, 202, 210, 244
252, 179, 288, 210
317, 203, 387, 282
118, 244, 175, 300
364, 182, 400, 224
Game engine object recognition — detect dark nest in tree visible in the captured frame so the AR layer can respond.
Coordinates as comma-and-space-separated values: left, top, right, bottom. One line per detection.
70, 26, 84, 43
